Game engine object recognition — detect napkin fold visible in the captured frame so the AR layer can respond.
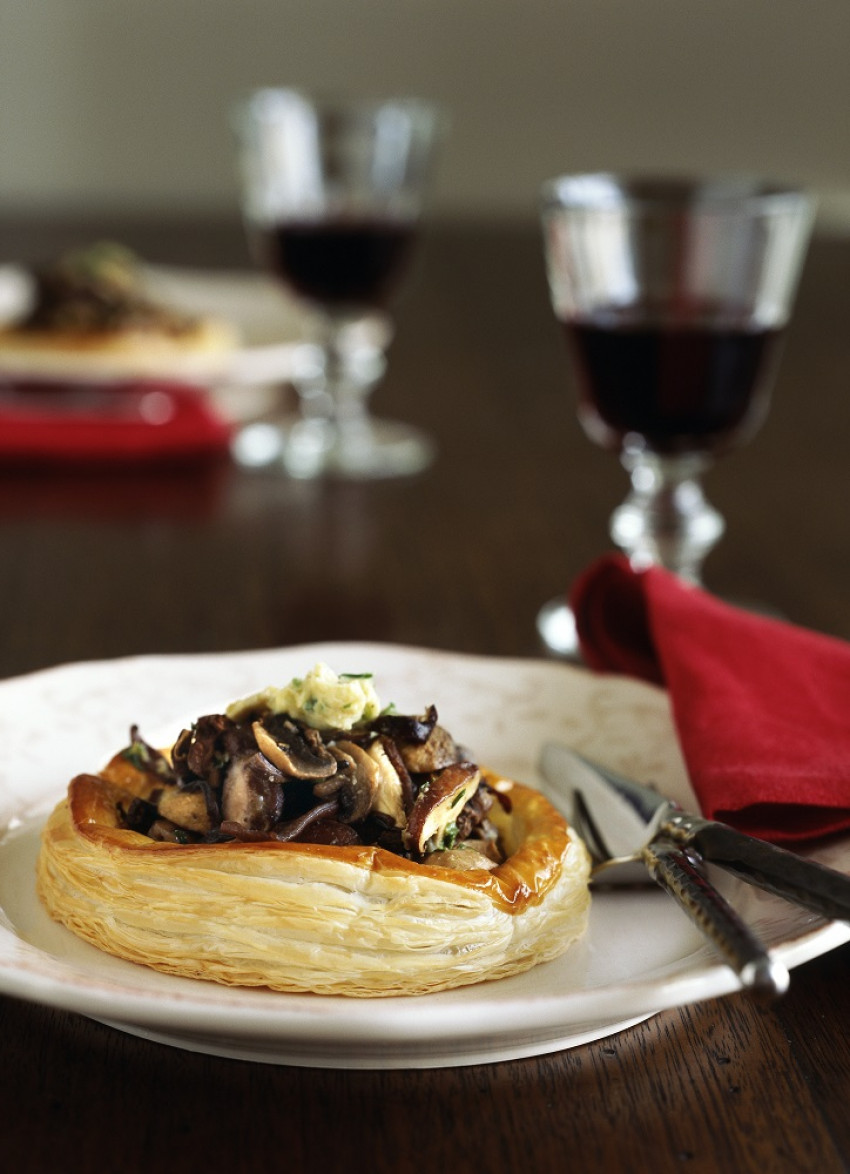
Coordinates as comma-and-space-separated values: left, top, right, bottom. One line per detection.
0, 380, 232, 464
571, 552, 850, 844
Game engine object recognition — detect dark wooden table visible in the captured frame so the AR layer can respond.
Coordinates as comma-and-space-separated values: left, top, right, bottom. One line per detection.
1, 215, 849, 1173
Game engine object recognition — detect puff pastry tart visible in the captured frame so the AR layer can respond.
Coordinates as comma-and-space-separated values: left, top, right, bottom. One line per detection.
0, 242, 237, 378
37, 665, 591, 997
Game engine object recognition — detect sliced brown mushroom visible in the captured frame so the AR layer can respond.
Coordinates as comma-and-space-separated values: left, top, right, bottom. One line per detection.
147, 817, 195, 844
170, 727, 194, 777
377, 736, 416, 814
398, 723, 460, 773
221, 753, 285, 831
453, 783, 495, 840
370, 705, 437, 746
218, 797, 342, 843
252, 720, 337, 779
403, 762, 481, 856
270, 798, 341, 841
366, 738, 407, 829
298, 818, 362, 847
158, 781, 219, 834
218, 822, 278, 842
322, 741, 379, 823
119, 795, 159, 835
169, 713, 238, 787
423, 845, 499, 871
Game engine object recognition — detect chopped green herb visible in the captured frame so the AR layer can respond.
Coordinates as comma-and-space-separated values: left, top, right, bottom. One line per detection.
442, 822, 460, 849
121, 741, 150, 770
450, 788, 467, 809
121, 738, 171, 779
340, 672, 373, 680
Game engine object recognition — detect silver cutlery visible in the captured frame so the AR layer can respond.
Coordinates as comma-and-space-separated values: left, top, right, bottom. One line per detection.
539, 742, 850, 1000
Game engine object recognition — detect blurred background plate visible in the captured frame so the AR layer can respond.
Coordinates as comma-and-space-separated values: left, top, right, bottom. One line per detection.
0, 264, 394, 426
0, 262, 318, 425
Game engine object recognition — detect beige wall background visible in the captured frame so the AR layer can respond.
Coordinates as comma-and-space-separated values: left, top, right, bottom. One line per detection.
1, 0, 849, 227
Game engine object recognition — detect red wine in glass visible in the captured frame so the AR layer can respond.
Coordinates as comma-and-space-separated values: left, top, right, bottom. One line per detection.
262, 217, 416, 310
562, 308, 785, 456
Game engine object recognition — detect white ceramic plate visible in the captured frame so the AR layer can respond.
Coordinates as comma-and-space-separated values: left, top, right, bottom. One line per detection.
0, 642, 847, 1069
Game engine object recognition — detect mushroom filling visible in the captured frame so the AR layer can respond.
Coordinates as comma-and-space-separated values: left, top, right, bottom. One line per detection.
117, 704, 507, 868
17, 242, 202, 337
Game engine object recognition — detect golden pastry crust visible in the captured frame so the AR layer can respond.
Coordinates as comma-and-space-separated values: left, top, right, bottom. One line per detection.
37, 759, 591, 998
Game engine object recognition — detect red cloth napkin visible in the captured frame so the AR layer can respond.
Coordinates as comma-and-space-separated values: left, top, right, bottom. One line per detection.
571, 552, 850, 844
0, 380, 232, 464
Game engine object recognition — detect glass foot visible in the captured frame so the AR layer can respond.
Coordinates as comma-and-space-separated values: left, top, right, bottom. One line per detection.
230, 421, 286, 468
231, 416, 436, 480
536, 596, 582, 660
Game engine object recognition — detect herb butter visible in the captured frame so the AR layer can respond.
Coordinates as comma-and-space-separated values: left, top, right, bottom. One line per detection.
226, 663, 381, 731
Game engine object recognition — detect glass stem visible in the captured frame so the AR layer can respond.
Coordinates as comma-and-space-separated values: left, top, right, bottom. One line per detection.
293, 348, 368, 426
283, 321, 390, 477
609, 449, 725, 585
295, 323, 388, 429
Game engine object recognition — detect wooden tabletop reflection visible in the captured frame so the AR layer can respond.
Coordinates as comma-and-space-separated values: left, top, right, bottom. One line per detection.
1, 215, 849, 1173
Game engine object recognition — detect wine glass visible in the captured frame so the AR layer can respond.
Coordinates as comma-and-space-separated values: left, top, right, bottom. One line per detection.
232, 88, 441, 479
537, 173, 815, 655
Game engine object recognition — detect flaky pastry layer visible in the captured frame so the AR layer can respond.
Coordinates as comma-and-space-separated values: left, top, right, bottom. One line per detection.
36, 765, 590, 997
